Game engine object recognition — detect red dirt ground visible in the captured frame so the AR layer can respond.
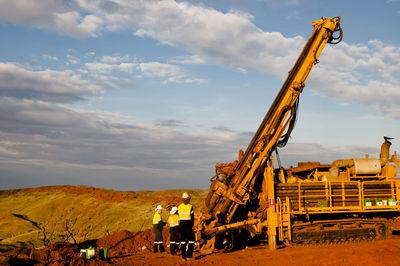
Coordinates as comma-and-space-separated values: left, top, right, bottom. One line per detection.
3, 229, 400, 265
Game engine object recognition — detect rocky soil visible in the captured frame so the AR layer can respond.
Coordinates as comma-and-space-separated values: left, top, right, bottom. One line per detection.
3, 229, 400, 265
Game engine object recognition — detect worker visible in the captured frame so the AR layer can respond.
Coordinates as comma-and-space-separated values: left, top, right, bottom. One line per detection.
168, 206, 180, 255
178, 192, 195, 261
153, 205, 165, 253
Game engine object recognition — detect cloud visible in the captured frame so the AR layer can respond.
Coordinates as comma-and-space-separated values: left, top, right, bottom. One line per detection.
155, 119, 186, 128
0, 0, 103, 37
85, 61, 137, 74
138, 62, 206, 84
279, 142, 382, 168
169, 55, 205, 65
128, 2, 302, 77
4, 1, 397, 118
66, 54, 80, 64
0, 97, 249, 189
0, 62, 102, 102
42, 54, 59, 61
0, 97, 388, 190
0, 54, 205, 106
0, 1, 302, 75
1, 0, 400, 190
85, 59, 206, 84
213, 126, 234, 132
309, 40, 400, 119
100, 55, 131, 64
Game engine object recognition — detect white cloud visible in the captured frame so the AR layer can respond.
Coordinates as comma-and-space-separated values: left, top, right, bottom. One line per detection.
169, 55, 205, 65
1, 1, 400, 115
138, 62, 206, 83
66, 54, 80, 64
0, 0, 103, 37
0, 0, 302, 75
0, 62, 102, 102
53, 11, 103, 37
100, 55, 131, 64
85, 58, 206, 84
42, 54, 59, 61
308, 40, 400, 119
85, 61, 137, 74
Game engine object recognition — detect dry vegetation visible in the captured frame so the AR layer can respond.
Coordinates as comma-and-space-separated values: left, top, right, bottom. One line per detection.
0, 185, 207, 253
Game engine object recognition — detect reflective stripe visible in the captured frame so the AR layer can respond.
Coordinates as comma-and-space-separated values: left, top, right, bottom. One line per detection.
188, 241, 195, 244
154, 241, 163, 244
170, 241, 176, 244
170, 224, 179, 227
153, 213, 162, 224
181, 241, 186, 244
168, 214, 179, 227
178, 203, 193, 221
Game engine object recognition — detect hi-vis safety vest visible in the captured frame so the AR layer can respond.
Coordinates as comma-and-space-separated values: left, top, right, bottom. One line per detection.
178, 203, 193, 221
168, 214, 179, 227
153, 213, 162, 224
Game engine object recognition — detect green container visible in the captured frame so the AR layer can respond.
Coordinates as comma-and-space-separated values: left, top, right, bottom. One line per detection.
99, 248, 108, 260
86, 247, 95, 259
364, 199, 372, 206
374, 199, 383, 206
317, 200, 328, 207
388, 198, 397, 206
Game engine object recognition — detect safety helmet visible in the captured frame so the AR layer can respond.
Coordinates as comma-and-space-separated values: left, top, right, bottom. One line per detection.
170, 206, 178, 215
182, 192, 190, 199
155, 205, 163, 212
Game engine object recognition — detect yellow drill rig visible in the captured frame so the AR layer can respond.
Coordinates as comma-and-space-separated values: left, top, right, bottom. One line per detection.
197, 17, 400, 253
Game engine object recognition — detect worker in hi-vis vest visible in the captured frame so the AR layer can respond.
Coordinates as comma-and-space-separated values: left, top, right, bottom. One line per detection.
178, 192, 195, 261
153, 205, 165, 253
168, 206, 180, 255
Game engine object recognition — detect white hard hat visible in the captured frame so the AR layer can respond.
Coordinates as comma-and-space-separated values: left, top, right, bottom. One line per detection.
182, 192, 190, 199
170, 206, 178, 215
155, 205, 163, 211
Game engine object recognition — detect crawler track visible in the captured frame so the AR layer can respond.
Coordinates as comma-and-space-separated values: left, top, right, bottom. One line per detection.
289, 219, 390, 246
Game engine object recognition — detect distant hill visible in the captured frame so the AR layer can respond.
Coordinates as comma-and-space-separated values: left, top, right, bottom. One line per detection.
0, 185, 207, 252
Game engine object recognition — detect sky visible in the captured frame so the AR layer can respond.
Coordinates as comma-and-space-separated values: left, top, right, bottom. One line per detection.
0, 0, 399, 191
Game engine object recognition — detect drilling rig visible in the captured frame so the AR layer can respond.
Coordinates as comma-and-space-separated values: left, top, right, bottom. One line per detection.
196, 17, 400, 253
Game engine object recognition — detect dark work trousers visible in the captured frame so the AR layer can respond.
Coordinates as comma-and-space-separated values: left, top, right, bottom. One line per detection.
169, 226, 180, 255
153, 224, 164, 253
180, 220, 195, 259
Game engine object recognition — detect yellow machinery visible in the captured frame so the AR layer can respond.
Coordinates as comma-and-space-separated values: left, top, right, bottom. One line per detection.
197, 17, 400, 253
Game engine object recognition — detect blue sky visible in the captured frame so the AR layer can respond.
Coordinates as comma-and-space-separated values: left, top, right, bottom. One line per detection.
0, 0, 399, 191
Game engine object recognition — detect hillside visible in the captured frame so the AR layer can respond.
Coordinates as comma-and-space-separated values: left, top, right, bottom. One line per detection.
0, 185, 207, 252
3, 186, 400, 265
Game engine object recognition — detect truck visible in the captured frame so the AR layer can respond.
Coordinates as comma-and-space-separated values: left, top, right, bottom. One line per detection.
196, 17, 400, 253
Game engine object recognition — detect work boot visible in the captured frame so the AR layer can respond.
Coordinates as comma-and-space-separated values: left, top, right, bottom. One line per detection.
159, 244, 165, 253
153, 244, 158, 253
170, 244, 176, 255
